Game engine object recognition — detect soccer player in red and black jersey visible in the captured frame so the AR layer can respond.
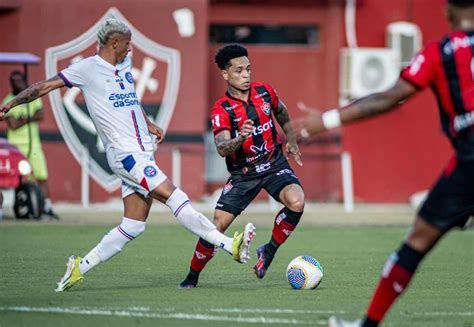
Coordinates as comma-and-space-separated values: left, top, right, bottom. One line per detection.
179, 44, 305, 288
294, 1, 474, 326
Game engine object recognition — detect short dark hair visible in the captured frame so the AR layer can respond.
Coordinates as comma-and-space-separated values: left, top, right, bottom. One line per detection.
448, 0, 474, 7
215, 44, 248, 70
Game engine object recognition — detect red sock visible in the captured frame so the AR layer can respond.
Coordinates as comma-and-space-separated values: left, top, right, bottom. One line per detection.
366, 258, 414, 323
190, 239, 216, 272
271, 208, 301, 245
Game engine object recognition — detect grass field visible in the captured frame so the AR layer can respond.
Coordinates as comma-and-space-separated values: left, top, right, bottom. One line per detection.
0, 221, 473, 327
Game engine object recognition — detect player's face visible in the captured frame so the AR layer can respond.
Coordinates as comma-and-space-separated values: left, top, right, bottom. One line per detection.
114, 33, 132, 63
223, 56, 251, 91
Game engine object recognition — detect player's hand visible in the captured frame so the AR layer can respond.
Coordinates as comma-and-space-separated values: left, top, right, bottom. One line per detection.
286, 141, 303, 166
0, 103, 11, 121
293, 111, 325, 141
238, 119, 254, 141
148, 123, 164, 145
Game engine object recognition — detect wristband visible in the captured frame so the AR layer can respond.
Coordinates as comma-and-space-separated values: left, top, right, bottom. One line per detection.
322, 109, 341, 130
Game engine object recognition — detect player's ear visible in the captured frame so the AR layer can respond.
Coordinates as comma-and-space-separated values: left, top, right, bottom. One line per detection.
110, 34, 119, 49
221, 69, 229, 81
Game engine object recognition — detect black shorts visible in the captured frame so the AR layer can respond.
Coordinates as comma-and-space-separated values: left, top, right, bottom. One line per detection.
418, 158, 474, 232
216, 165, 302, 216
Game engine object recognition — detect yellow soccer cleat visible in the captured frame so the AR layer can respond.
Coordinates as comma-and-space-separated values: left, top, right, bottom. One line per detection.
232, 223, 256, 263
55, 255, 84, 292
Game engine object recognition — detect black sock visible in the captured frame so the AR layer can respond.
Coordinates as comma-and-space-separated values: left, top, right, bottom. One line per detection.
397, 243, 425, 272
186, 267, 200, 282
263, 237, 279, 268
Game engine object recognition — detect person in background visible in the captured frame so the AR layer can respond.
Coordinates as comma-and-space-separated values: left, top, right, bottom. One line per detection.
3, 71, 58, 219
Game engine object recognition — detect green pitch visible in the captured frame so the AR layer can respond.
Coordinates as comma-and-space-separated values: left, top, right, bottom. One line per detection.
0, 223, 472, 327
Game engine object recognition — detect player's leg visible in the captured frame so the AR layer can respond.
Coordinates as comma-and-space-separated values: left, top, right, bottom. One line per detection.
110, 151, 254, 260
330, 159, 474, 327
55, 191, 151, 292
357, 217, 444, 327
255, 169, 304, 279
179, 209, 235, 288
179, 177, 261, 288
151, 177, 255, 262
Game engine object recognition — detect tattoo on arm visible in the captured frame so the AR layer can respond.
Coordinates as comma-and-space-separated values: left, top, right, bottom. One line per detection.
215, 132, 245, 157
273, 100, 296, 142
10, 86, 40, 108
9, 75, 62, 109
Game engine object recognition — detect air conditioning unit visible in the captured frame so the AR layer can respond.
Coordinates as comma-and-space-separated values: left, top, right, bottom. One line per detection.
340, 47, 400, 100
387, 21, 422, 68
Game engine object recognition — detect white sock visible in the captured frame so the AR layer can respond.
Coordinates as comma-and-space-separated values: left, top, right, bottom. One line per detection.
166, 188, 233, 252
79, 248, 101, 274
204, 229, 233, 254
79, 217, 146, 274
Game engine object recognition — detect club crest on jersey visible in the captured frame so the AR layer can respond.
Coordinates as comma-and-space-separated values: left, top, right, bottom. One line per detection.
223, 182, 233, 195
45, 7, 180, 192
144, 165, 158, 177
260, 102, 271, 115
125, 72, 134, 84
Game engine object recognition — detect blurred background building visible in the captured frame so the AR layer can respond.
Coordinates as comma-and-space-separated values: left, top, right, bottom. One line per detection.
0, 0, 451, 204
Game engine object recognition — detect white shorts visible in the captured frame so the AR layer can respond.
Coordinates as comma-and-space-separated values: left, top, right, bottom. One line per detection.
107, 149, 168, 198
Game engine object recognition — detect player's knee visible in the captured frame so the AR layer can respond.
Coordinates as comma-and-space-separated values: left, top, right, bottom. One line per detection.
121, 217, 146, 238
285, 194, 305, 213
166, 188, 191, 216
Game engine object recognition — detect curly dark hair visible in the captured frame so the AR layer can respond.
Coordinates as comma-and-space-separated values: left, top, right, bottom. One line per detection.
448, 0, 474, 7
215, 44, 248, 70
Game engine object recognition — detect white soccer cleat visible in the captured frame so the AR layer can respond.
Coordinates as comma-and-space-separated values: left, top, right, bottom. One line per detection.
328, 316, 362, 327
55, 255, 84, 292
232, 223, 256, 263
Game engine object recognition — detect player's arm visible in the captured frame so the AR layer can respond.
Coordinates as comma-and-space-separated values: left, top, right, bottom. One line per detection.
141, 106, 164, 144
298, 78, 418, 138
0, 76, 65, 120
214, 119, 253, 157
273, 100, 302, 166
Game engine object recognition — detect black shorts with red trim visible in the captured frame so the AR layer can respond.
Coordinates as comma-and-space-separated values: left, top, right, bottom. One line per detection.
418, 158, 474, 232
215, 163, 302, 216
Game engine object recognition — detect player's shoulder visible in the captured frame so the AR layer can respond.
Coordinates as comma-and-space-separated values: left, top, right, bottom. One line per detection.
68, 55, 97, 70
211, 96, 230, 112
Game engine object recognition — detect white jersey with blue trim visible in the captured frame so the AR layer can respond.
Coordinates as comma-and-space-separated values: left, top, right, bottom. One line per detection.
59, 55, 153, 153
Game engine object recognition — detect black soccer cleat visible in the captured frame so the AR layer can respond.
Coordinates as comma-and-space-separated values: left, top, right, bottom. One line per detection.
253, 244, 274, 279
177, 270, 199, 289
178, 279, 197, 289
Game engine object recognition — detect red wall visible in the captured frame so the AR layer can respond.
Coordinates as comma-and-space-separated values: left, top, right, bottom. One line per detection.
342, 0, 452, 202
0, 0, 454, 203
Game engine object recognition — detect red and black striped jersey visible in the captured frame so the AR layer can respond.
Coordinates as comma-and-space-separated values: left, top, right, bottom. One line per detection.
401, 30, 474, 160
210, 82, 285, 174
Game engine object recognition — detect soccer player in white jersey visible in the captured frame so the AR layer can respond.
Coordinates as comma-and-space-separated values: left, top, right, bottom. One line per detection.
0, 19, 255, 292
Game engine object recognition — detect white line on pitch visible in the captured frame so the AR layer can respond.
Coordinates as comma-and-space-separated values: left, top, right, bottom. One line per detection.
0, 306, 325, 325
208, 308, 346, 315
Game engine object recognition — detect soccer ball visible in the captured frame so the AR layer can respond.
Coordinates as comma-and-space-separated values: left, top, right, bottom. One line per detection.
286, 255, 324, 290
